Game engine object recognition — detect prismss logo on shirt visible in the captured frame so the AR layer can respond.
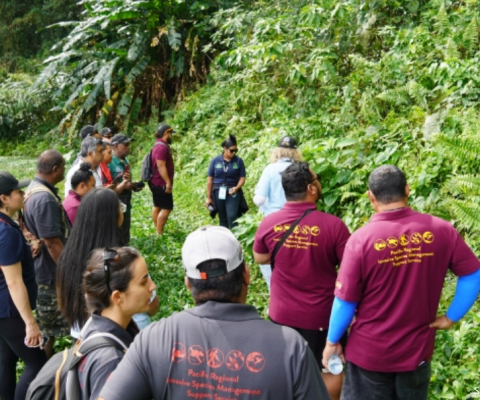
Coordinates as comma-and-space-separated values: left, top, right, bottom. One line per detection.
215, 163, 223, 169
233, 163, 239, 169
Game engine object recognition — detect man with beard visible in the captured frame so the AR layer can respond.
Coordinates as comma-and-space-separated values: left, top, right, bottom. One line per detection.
253, 162, 351, 400
148, 124, 175, 235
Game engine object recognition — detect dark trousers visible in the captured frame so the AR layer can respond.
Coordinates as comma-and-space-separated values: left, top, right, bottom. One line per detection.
118, 210, 131, 245
0, 316, 47, 400
341, 361, 431, 400
213, 189, 241, 229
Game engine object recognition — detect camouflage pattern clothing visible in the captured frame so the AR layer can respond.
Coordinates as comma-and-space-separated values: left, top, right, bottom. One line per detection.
36, 284, 69, 337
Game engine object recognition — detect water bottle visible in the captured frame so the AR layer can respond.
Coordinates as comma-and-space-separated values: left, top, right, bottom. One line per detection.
327, 354, 343, 375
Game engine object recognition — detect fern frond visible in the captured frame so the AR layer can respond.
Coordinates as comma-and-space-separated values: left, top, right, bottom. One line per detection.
435, 134, 480, 163
463, 16, 478, 56
446, 198, 480, 230
461, 108, 480, 136
376, 87, 409, 106
435, 3, 449, 34
444, 37, 460, 60
406, 80, 427, 108
444, 174, 480, 196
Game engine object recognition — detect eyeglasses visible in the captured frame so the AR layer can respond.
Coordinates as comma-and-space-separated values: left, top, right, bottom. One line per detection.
103, 248, 119, 293
309, 173, 321, 184
228, 148, 238, 153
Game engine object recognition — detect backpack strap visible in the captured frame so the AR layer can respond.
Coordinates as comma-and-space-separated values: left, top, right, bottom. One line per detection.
64, 335, 128, 400
54, 349, 69, 400
24, 184, 70, 239
270, 209, 315, 272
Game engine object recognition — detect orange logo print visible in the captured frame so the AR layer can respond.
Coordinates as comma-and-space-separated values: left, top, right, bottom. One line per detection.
283, 224, 291, 231
399, 234, 409, 246
310, 226, 320, 236
171, 343, 186, 363
246, 352, 266, 373
410, 232, 423, 244
188, 345, 206, 365
226, 350, 245, 371
423, 231, 434, 244
293, 225, 300, 234
374, 239, 386, 251
207, 348, 224, 369
386, 237, 398, 249
273, 225, 284, 233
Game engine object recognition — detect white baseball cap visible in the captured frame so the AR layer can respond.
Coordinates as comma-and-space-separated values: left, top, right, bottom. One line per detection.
182, 226, 244, 280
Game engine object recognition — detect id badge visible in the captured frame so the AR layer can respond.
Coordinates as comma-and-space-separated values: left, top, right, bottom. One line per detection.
219, 186, 227, 200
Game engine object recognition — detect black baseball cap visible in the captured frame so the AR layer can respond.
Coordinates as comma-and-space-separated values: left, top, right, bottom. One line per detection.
157, 124, 175, 136
80, 125, 96, 140
100, 127, 113, 137
278, 136, 297, 149
0, 171, 30, 196
111, 133, 134, 145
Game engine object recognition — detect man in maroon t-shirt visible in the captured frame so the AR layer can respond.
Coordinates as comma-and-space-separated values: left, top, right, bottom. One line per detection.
149, 124, 175, 235
253, 162, 350, 400
322, 165, 480, 400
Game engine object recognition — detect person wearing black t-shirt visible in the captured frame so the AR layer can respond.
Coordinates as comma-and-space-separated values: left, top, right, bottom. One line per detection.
205, 135, 246, 229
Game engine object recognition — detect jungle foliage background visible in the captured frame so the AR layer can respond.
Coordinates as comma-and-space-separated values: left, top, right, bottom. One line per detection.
0, 0, 479, 398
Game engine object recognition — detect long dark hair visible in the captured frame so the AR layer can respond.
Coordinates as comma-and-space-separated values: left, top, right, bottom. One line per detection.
84, 247, 140, 314
57, 188, 121, 327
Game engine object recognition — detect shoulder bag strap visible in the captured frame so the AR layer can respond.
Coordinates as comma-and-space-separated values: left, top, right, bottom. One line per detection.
270, 208, 315, 272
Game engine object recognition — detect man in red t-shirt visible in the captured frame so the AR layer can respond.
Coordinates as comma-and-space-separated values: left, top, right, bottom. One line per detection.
149, 124, 175, 235
322, 165, 480, 400
253, 162, 350, 400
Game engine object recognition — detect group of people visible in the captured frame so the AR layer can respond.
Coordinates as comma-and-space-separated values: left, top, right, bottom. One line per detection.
0, 123, 479, 400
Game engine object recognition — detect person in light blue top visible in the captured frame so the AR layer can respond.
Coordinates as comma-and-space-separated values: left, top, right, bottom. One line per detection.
253, 136, 303, 291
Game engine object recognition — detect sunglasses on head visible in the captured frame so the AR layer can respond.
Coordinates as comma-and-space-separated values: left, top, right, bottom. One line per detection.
228, 148, 238, 153
103, 248, 119, 293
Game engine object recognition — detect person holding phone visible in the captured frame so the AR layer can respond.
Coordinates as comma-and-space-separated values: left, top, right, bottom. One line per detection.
205, 135, 246, 229
0, 171, 47, 400
108, 134, 143, 245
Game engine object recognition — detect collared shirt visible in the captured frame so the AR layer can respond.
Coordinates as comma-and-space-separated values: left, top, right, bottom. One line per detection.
23, 177, 71, 285
150, 138, 174, 187
207, 154, 246, 188
336, 207, 480, 372
99, 301, 329, 400
255, 158, 292, 215
63, 190, 82, 225
253, 202, 351, 330
77, 314, 138, 400
0, 211, 37, 318
108, 155, 132, 209
64, 161, 102, 196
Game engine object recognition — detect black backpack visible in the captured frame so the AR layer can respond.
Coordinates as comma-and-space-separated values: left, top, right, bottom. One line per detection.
26, 333, 126, 400
140, 141, 167, 182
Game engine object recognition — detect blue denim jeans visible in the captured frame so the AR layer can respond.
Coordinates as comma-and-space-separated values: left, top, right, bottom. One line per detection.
213, 188, 241, 229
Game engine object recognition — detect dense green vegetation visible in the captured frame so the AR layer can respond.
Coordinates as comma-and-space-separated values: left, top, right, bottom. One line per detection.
1, 0, 480, 398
